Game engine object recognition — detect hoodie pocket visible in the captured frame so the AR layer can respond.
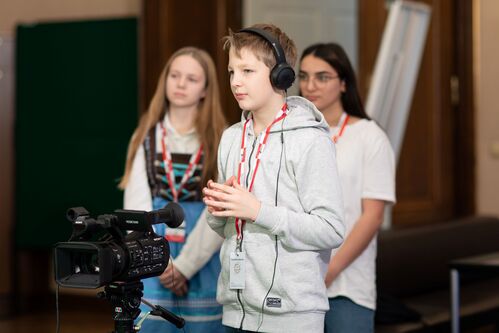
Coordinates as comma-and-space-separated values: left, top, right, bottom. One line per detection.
242, 238, 296, 314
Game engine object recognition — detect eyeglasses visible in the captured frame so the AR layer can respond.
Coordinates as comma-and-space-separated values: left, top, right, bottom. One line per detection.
298, 72, 340, 87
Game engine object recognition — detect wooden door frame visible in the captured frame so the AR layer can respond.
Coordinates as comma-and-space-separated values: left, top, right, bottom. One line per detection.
139, 0, 475, 224
453, 0, 475, 216
358, 0, 475, 225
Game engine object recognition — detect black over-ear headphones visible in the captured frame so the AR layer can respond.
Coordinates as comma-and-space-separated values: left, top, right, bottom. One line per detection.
239, 27, 295, 90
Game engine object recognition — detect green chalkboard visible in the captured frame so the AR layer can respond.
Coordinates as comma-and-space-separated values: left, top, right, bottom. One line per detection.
15, 18, 138, 248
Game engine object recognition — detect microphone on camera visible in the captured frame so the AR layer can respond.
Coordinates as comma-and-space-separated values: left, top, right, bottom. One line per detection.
150, 202, 185, 228
111, 203, 185, 231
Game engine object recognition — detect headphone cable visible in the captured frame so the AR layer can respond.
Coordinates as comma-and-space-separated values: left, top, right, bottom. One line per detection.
257, 118, 286, 332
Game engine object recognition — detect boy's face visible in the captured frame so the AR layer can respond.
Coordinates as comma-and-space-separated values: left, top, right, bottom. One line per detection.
228, 47, 275, 114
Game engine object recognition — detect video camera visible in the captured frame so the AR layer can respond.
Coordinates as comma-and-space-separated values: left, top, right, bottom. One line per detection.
54, 202, 184, 289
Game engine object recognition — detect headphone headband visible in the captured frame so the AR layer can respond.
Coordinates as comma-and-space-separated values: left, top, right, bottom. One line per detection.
239, 28, 288, 66
239, 27, 295, 90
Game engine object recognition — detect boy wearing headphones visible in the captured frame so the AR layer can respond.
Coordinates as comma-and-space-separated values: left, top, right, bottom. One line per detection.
203, 23, 345, 332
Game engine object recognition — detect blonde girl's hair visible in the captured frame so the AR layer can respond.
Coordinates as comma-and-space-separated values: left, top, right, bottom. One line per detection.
119, 47, 226, 190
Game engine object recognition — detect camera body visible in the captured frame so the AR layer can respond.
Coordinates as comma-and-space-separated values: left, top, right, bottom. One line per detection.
54, 204, 183, 289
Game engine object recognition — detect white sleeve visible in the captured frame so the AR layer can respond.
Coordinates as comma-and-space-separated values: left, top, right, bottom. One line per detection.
362, 126, 396, 204
123, 145, 153, 211
173, 208, 223, 279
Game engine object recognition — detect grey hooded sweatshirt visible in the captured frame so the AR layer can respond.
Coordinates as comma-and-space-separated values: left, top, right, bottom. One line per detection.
207, 96, 345, 332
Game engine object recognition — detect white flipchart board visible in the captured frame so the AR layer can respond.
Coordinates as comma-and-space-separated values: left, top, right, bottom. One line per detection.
366, 0, 431, 159
365, 0, 431, 228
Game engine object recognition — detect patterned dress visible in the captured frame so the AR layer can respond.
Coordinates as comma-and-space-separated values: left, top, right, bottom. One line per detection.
138, 125, 223, 333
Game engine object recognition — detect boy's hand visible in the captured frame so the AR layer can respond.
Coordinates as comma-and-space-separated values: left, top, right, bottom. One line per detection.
203, 176, 236, 214
203, 178, 261, 221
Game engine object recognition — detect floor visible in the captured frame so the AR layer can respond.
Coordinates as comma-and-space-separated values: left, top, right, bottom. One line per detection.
0, 295, 113, 333
0, 310, 112, 333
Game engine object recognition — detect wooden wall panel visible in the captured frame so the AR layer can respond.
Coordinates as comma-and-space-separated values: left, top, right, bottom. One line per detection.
454, 0, 475, 216
140, 0, 242, 124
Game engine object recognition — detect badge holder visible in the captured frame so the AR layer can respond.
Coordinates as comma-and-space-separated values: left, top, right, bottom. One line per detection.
230, 251, 245, 289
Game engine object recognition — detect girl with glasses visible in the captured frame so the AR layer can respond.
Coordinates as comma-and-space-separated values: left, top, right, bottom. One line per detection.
299, 43, 396, 333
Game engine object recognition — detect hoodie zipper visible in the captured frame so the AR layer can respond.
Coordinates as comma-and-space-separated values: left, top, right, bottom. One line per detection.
245, 136, 258, 189
237, 135, 258, 330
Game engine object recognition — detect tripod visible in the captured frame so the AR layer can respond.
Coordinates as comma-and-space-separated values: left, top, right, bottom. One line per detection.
98, 280, 185, 333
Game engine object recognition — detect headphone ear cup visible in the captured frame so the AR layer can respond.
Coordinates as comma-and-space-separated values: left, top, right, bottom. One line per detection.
271, 63, 296, 90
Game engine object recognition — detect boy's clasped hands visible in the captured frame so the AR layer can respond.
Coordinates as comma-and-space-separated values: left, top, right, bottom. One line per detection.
203, 176, 261, 222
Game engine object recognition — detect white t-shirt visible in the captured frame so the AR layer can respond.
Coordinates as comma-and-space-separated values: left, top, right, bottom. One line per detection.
327, 118, 396, 310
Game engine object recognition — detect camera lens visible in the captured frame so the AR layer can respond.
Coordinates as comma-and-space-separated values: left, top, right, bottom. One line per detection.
74, 250, 100, 274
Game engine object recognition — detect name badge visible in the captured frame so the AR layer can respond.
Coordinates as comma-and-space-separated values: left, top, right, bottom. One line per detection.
230, 251, 245, 289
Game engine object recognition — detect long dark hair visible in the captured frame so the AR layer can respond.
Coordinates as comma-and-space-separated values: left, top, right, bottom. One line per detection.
300, 43, 369, 119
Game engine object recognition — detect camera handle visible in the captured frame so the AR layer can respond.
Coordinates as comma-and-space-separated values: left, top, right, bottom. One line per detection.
139, 298, 185, 329
97, 280, 185, 333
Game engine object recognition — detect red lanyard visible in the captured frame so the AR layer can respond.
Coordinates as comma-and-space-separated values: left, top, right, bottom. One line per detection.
160, 122, 203, 202
235, 104, 289, 240
332, 112, 350, 143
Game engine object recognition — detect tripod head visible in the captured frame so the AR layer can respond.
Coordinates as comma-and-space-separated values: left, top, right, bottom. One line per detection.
98, 281, 143, 333
97, 280, 185, 333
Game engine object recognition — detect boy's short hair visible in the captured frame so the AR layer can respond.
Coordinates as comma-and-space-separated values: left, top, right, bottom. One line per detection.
223, 23, 297, 69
